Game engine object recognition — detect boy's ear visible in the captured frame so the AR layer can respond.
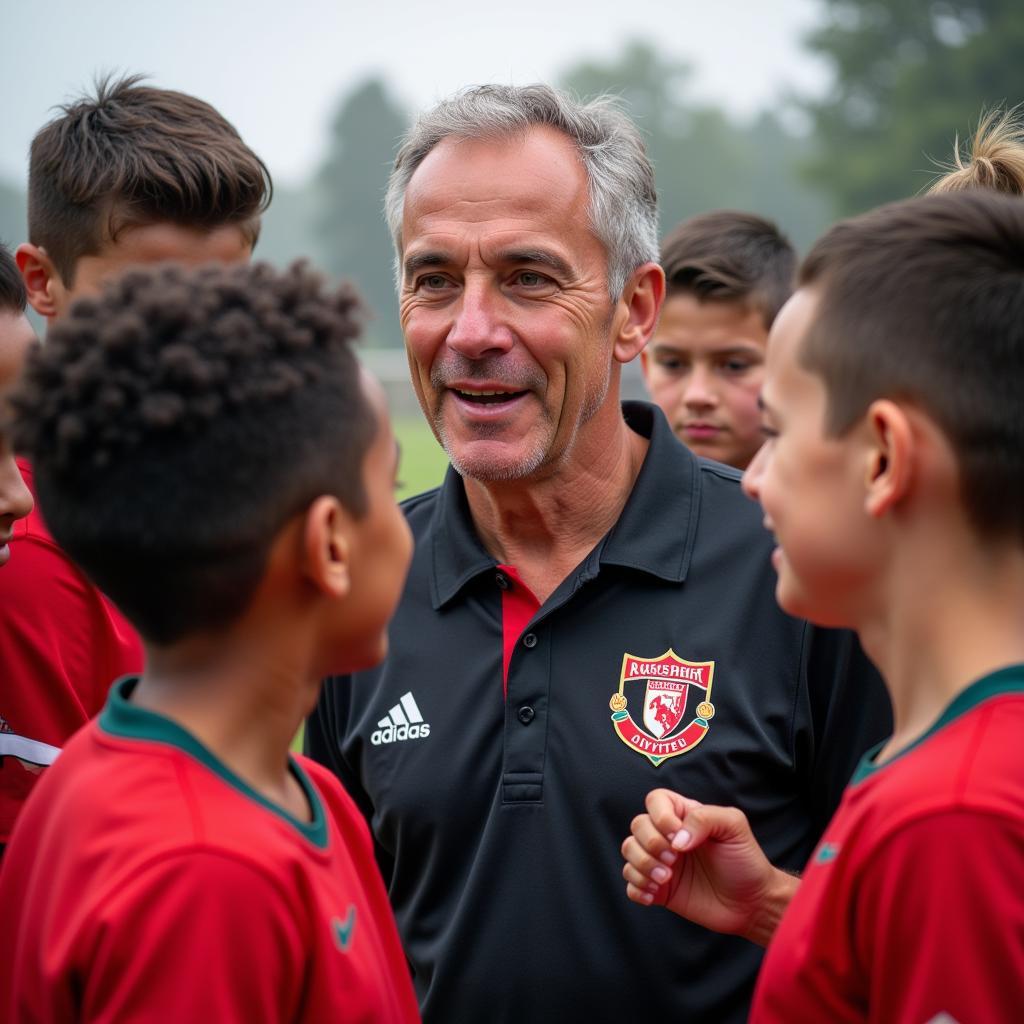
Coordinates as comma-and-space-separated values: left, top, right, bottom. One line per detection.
863, 399, 913, 518
15, 244, 62, 320
613, 262, 665, 365
302, 496, 352, 599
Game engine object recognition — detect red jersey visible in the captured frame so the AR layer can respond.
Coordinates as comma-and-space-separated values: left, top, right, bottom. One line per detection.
752, 664, 1024, 1023
0, 458, 144, 843
0, 677, 420, 1023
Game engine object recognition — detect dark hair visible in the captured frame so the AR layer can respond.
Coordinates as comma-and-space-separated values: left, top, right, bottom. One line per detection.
0, 243, 27, 313
28, 74, 272, 285
12, 261, 375, 644
799, 191, 1024, 545
660, 210, 795, 328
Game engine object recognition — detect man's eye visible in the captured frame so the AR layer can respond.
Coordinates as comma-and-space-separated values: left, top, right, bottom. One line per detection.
418, 274, 449, 290
515, 271, 546, 287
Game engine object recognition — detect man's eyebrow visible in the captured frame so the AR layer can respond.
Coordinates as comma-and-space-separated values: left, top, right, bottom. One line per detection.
498, 248, 574, 277
403, 251, 451, 278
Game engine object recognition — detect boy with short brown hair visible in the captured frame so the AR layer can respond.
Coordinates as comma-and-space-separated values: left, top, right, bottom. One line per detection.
623, 190, 1024, 1021
641, 210, 795, 469
0, 75, 270, 850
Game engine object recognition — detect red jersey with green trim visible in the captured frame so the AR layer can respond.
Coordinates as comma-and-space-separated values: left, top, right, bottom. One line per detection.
0, 458, 144, 844
752, 664, 1024, 1024
0, 677, 420, 1024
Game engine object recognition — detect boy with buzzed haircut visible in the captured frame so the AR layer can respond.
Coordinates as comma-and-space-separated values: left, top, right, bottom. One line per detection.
0, 244, 34, 570
641, 210, 795, 469
622, 190, 1024, 1022
0, 74, 270, 851
0, 261, 420, 1023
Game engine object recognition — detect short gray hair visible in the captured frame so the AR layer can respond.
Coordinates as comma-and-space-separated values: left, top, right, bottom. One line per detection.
384, 83, 659, 299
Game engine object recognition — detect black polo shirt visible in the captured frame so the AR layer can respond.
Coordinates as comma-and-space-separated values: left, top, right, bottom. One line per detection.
307, 401, 892, 1024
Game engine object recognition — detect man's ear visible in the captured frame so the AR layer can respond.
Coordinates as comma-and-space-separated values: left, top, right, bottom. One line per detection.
15, 244, 63, 320
863, 399, 914, 519
613, 262, 665, 365
302, 496, 352, 599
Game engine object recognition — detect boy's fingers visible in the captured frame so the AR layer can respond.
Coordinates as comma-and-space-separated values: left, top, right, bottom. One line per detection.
668, 802, 751, 852
622, 834, 675, 884
644, 788, 688, 837
628, 813, 678, 864
625, 880, 656, 907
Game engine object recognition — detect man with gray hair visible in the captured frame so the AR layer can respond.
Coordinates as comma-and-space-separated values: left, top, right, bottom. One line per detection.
308, 83, 890, 1023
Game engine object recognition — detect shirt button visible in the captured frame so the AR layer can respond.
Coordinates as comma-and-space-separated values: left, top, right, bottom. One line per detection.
522, 633, 537, 649
517, 705, 535, 725
495, 572, 509, 590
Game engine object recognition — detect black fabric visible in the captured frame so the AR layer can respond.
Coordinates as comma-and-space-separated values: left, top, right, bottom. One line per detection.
307, 401, 892, 1024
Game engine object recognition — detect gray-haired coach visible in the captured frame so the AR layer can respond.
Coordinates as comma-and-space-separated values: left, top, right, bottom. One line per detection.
307, 84, 891, 1024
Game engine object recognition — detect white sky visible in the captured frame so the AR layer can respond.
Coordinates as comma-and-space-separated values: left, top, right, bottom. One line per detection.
1, 0, 829, 188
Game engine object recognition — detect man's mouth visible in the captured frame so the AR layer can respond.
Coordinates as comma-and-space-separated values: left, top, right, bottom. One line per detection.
451, 387, 527, 405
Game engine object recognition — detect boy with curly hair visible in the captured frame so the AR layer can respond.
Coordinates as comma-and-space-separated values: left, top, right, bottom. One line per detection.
0, 261, 420, 1023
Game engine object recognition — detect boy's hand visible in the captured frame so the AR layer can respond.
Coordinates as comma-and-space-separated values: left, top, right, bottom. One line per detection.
621, 788, 800, 946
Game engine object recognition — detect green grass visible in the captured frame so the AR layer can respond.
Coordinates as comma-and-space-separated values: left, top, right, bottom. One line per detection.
394, 416, 449, 500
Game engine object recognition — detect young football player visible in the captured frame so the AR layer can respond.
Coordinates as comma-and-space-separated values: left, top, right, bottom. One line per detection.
0, 74, 269, 850
640, 211, 795, 469
622, 191, 1024, 1022
0, 261, 420, 1023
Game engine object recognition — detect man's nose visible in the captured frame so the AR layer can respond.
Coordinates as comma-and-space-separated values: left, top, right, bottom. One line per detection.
446, 281, 514, 359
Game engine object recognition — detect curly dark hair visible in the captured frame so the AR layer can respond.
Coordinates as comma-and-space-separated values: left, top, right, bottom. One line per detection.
12, 261, 374, 645
28, 73, 272, 285
660, 210, 795, 328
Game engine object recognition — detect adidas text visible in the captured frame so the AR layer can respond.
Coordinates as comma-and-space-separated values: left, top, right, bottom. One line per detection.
371, 692, 431, 746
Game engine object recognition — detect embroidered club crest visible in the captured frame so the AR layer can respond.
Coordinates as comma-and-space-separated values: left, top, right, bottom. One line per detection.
609, 649, 715, 766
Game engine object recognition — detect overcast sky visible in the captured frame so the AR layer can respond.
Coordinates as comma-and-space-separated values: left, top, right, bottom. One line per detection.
1, 0, 829, 188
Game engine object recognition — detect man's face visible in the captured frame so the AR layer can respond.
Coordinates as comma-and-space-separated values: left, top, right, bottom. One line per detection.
47, 222, 252, 320
641, 293, 768, 469
0, 310, 36, 565
398, 126, 621, 482
742, 288, 877, 627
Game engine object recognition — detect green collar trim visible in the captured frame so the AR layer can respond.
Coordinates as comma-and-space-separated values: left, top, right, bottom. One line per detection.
852, 663, 1024, 785
99, 676, 328, 849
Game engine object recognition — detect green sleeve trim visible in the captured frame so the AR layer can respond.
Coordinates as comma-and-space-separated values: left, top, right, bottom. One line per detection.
99, 676, 328, 849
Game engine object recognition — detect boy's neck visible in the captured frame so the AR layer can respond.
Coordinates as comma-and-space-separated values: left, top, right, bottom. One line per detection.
859, 532, 1024, 763
133, 628, 320, 821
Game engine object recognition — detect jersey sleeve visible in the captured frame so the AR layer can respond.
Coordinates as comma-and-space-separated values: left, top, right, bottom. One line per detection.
854, 809, 1024, 1023
796, 625, 892, 836
78, 851, 306, 1023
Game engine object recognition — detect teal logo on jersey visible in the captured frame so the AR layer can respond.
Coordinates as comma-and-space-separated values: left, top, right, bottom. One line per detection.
815, 842, 841, 864
332, 906, 357, 952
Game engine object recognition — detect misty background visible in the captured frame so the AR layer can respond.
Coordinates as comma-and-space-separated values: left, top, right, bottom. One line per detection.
1, 0, 1019, 355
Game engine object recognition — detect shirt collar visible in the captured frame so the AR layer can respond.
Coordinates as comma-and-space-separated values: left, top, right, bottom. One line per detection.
429, 401, 701, 609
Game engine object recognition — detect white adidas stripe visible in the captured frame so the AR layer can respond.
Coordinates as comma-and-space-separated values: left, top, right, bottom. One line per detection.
377, 692, 425, 729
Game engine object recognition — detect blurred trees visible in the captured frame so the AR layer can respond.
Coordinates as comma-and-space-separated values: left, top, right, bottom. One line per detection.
803, 0, 1024, 213
559, 40, 831, 252
313, 78, 408, 347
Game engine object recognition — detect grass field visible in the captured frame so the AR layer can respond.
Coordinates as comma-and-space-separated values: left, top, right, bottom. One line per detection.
393, 415, 449, 500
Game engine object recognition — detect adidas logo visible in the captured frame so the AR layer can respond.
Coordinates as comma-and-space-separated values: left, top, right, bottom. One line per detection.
370, 692, 431, 746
